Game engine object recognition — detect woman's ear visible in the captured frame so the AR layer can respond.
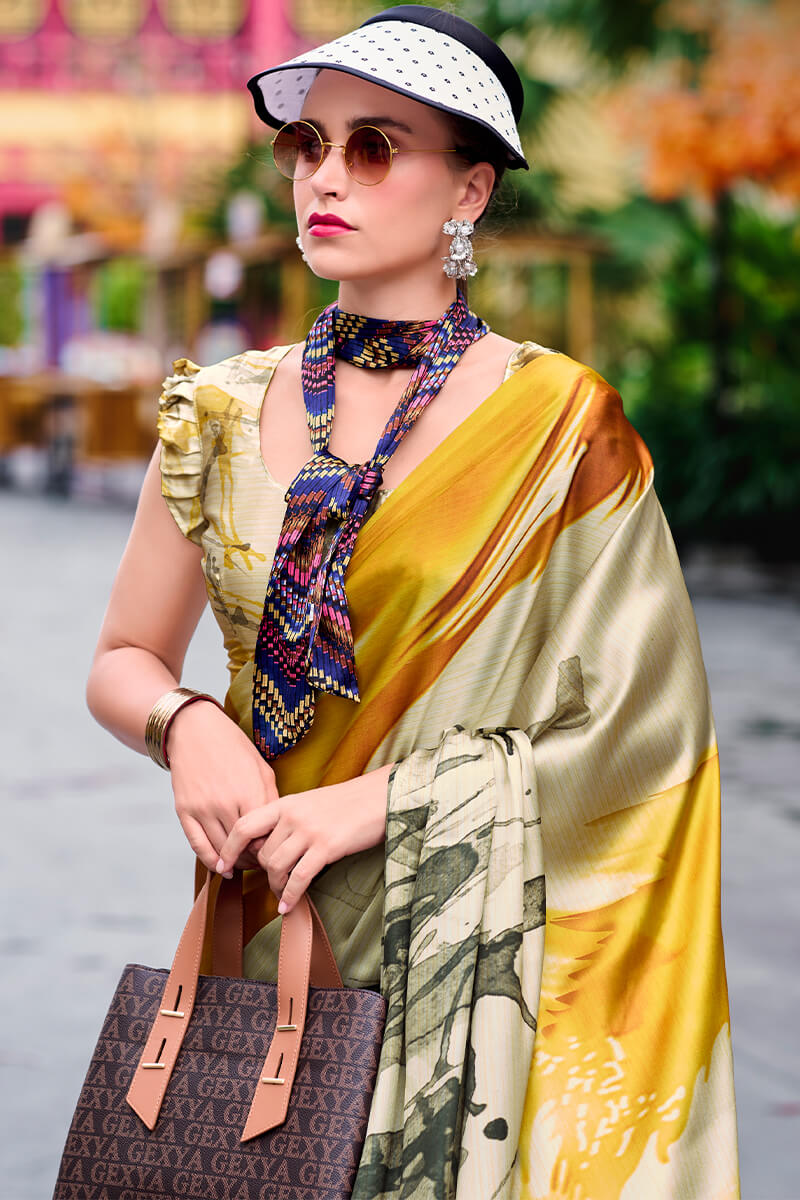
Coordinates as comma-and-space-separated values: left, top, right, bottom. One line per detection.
454, 161, 496, 224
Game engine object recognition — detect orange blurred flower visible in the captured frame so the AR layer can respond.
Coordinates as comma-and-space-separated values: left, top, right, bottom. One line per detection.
607, 1, 800, 200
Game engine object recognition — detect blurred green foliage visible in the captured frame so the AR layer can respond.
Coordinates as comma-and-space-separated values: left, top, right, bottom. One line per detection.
599, 197, 800, 560
0, 258, 23, 345
91, 258, 147, 332
192, 143, 297, 240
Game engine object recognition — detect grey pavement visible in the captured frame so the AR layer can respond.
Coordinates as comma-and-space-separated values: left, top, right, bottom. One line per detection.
1, 488, 798, 1200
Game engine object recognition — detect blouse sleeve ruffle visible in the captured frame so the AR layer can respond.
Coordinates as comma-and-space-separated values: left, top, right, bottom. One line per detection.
156, 357, 207, 546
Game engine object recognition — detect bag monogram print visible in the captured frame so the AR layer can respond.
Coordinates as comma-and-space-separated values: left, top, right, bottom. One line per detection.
52, 879, 386, 1200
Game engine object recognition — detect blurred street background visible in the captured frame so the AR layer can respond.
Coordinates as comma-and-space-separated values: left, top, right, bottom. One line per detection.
0, 1, 798, 1198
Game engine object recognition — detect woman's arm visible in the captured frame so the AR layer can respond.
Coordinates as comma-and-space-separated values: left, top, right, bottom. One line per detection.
86, 446, 279, 871
86, 446, 208, 750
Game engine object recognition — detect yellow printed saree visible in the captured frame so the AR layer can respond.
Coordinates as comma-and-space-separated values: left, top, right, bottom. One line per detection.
157, 341, 739, 1198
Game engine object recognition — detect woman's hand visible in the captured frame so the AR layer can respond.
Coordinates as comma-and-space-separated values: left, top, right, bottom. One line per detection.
166, 699, 279, 872
215, 763, 394, 914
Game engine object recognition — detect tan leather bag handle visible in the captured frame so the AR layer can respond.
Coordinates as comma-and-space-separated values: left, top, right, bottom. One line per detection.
210, 870, 244, 977
126, 870, 342, 1142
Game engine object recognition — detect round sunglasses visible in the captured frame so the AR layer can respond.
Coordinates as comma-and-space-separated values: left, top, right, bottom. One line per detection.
270, 120, 459, 186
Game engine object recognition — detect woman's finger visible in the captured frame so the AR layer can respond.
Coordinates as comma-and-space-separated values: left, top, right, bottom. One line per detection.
204, 817, 231, 856
179, 815, 220, 873
217, 804, 280, 873
233, 848, 261, 870
257, 815, 295, 864
278, 847, 327, 914
232, 835, 267, 870
261, 831, 305, 880
258, 831, 306, 897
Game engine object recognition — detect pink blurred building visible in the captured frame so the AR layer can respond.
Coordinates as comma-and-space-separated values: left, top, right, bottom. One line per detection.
0, 0, 370, 245
0, 1, 373, 369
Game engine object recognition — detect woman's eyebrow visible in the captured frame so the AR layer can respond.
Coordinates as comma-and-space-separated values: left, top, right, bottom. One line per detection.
348, 116, 415, 134
298, 118, 326, 137
301, 116, 416, 137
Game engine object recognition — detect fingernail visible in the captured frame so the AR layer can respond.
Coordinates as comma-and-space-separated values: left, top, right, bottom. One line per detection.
223, 871, 234, 880
215, 858, 225, 874
277, 900, 288, 915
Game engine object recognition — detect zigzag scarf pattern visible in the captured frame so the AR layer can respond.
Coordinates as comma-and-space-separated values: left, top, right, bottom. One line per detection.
252, 292, 489, 759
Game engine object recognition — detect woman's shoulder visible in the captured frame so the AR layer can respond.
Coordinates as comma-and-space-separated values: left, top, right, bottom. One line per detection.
505, 337, 560, 374
492, 336, 651, 469
499, 335, 622, 409
191, 342, 300, 390
159, 345, 301, 428
472, 330, 559, 380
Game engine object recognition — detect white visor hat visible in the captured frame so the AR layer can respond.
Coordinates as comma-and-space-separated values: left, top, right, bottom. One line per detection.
247, 5, 529, 171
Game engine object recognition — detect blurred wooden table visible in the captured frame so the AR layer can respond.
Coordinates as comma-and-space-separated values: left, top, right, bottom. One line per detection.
0, 371, 157, 492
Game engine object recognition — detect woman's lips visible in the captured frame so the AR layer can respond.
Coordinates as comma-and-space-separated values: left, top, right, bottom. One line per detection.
309, 213, 355, 236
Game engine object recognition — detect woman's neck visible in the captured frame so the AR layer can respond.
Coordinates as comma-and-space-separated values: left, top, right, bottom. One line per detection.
336, 273, 459, 321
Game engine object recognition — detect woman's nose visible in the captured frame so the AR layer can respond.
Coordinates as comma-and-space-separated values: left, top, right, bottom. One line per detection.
309, 143, 351, 195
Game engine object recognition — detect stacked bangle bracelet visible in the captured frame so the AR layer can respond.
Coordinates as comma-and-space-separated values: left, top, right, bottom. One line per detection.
144, 687, 224, 770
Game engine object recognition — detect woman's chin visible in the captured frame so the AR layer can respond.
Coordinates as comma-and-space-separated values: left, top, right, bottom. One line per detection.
301, 254, 437, 291
304, 260, 386, 284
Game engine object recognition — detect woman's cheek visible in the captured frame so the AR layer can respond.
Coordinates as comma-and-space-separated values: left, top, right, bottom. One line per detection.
382, 187, 441, 244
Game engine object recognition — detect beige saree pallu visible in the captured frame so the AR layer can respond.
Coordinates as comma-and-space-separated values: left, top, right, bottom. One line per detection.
160, 345, 739, 1199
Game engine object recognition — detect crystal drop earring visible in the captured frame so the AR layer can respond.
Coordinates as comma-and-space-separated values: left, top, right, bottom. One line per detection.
442, 218, 477, 279
295, 234, 309, 265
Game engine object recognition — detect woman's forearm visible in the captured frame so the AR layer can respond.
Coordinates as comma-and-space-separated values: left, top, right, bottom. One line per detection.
86, 644, 187, 756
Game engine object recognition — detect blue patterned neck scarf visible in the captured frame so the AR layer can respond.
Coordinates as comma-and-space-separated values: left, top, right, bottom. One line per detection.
252, 291, 490, 759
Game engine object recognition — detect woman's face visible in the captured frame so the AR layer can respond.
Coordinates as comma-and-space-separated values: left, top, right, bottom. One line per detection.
292, 69, 492, 290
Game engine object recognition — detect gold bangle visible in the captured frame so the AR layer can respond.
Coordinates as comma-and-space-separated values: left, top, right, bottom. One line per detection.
144, 688, 223, 770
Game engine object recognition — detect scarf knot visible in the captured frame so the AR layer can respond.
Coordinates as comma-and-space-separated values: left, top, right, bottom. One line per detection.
327, 461, 383, 521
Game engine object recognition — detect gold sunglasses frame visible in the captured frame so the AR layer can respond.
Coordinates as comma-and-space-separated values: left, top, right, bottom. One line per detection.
270, 119, 459, 186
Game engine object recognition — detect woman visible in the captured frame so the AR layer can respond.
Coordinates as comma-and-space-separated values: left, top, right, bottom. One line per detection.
86, 6, 739, 1197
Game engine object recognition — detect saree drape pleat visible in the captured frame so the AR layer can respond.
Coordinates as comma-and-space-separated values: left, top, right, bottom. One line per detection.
352, 727, 546, 1200
158, 342, 739, 1198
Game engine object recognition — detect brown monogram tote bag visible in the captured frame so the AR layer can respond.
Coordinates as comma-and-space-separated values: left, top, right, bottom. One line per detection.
52, 870, 386, 1200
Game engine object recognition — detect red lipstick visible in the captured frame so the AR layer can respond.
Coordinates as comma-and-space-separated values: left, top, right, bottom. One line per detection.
308, 212, 355, 235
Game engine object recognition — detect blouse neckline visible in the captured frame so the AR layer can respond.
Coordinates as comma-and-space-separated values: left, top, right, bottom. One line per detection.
255, 339, 534, 503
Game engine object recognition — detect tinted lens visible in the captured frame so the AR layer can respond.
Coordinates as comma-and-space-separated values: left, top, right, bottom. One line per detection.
346, 126, 393, 184
272, 122, 323, 180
